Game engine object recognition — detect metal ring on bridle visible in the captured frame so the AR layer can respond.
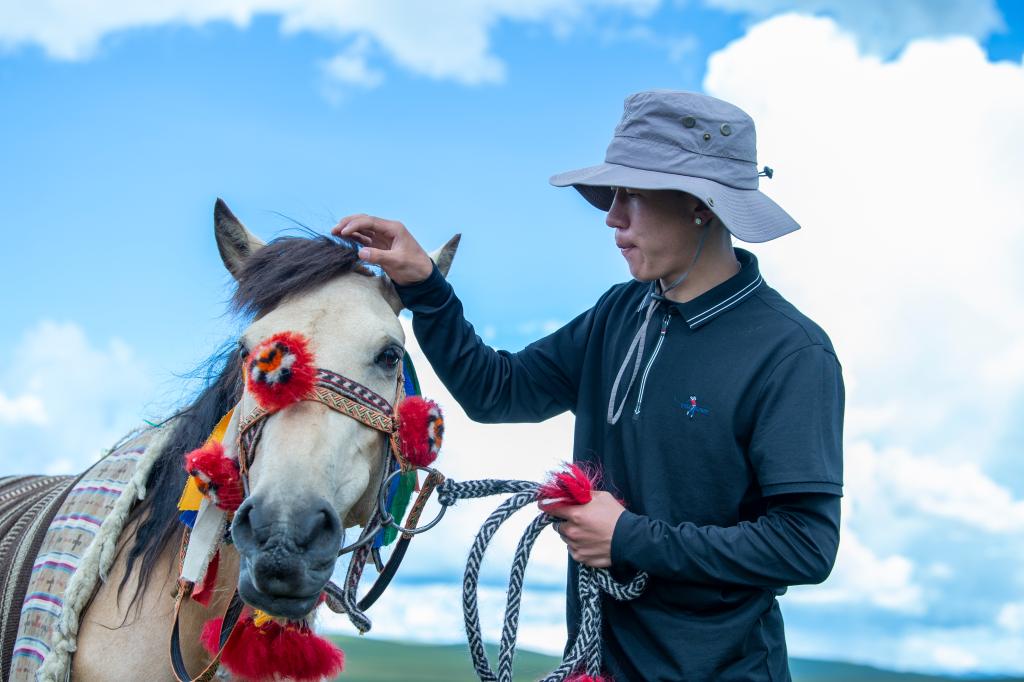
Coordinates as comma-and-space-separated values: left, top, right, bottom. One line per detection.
377, 466, 447, 536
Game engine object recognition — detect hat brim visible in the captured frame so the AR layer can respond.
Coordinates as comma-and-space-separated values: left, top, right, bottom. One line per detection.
549, 162, 799, 243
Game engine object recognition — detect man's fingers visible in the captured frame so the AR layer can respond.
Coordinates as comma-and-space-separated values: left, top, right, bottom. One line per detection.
346, 230, 372, 245
336, 215, 401, 239
357, 246, 399, 267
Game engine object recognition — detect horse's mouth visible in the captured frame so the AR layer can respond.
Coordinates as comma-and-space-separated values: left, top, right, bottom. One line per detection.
237, 567, 324, 620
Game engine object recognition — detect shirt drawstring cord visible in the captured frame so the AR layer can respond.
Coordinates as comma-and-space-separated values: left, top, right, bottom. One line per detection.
606, 223, 711, 425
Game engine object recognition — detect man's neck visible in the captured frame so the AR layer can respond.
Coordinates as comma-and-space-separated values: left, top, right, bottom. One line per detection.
660, 248, 741, 304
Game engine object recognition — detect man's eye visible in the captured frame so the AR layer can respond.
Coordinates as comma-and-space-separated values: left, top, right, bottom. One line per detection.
375, 347, 402, 370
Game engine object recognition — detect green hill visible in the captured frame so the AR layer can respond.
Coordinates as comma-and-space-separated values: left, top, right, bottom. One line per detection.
329, 636, 1023, 681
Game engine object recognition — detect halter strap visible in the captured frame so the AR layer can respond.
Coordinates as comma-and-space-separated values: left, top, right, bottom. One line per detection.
234, 366, 410, 497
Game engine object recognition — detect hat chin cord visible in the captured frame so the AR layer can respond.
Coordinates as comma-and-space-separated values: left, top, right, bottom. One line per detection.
606, 221, 712, 425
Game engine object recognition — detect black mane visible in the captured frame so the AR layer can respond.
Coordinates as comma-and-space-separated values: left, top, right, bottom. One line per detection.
121, 234, 370, 602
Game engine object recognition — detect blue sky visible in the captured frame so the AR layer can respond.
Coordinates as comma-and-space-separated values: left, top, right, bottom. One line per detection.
2, 0, 1024, 675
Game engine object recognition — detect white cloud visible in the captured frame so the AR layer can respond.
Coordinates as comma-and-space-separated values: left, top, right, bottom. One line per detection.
705, 12, 1024, 465
703, 0, 1005, 56
389, 318, 577, 585
0, 391, 47, 425
321, 36, 384, 89
787, 525, 923, 614
998, 601, 1024, 634
0, 321, 154, 474
703, 12, 1024, 673
0, 0, 657, 86
314, 318, 577, 656
319, 582, 567, 656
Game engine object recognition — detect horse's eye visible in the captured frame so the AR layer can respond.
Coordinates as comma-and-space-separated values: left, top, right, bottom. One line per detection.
237, 340, 249, 358
375, 347, 402, 371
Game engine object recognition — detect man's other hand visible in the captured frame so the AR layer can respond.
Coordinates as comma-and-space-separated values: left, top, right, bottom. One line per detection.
333, 214, 434, 286
546, 491, 625, 568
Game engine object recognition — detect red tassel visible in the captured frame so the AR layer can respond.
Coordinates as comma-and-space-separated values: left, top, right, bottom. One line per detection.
203, 614, 344, 682
245, 331, 317, 412
184, 441, 244, 512
200, 616, 225, 656
537, 463, 597, 511
397, 396, 444, 467
567, 675, 614, 682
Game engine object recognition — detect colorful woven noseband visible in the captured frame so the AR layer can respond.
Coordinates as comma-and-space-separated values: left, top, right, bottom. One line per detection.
239, 366, 401, 474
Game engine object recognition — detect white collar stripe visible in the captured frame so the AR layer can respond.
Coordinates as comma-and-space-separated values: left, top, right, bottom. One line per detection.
686, 275, 763, 327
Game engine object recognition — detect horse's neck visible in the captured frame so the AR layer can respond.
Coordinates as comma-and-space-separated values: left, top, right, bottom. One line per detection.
209, 542, 242, 606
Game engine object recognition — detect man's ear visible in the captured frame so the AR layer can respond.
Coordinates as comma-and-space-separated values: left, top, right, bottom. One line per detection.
214, 198, 265, 280
429, 234, 461, 278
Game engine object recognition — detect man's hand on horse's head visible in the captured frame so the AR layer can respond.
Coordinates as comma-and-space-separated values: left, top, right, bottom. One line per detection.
546, 491, 625, 569
333, 214, 434, 286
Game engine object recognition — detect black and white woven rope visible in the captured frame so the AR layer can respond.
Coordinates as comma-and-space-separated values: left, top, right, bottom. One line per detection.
438, 478, 648, 682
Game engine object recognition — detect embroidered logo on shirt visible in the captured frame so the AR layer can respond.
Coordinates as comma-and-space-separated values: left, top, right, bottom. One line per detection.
683, 395, 711, 419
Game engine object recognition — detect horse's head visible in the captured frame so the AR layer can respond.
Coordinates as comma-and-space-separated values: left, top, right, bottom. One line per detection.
211, 199, 456, 618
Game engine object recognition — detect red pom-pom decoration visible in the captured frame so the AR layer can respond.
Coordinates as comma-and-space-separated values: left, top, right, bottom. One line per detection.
567, 675, 614, 682
397, 396, 444, 467
201, 613, 345, 682
537, 463, 596, 511
245, 331, 317, 412
184, 441, 244, 512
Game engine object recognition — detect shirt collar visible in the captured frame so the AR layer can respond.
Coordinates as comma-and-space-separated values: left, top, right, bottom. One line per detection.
635, 248, 764, 329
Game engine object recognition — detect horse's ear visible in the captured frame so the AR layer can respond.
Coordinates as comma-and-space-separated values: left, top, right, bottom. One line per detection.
214, 198, 265, 280
378, 274, 403, 315
377, 234, 460, 314
429, 234, 460, 278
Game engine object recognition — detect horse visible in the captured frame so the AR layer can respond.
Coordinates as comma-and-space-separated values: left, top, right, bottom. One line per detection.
3, 199, 458, 681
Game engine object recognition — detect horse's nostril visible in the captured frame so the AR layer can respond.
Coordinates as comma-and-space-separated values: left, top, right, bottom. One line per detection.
231, 498, 254, 548
296, 502, 341, 551
231, 497, 273, 549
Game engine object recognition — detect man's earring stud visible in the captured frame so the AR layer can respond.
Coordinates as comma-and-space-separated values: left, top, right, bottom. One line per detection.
695, 217, 703, 225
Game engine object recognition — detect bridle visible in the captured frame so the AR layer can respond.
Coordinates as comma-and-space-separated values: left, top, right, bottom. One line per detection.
171, 356, 446, 682
235, 363, 446, 555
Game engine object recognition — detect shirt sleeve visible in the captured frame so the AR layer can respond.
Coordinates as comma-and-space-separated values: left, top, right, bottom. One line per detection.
748, 344, 845, 497
395, 264, 597, 423
610, 492, 841, 587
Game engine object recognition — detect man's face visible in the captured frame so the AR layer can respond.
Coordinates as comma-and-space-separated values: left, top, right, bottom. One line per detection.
606, 188, 704, 282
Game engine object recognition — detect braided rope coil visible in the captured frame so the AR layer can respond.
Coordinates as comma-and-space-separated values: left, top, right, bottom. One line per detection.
437, 478, 648, 682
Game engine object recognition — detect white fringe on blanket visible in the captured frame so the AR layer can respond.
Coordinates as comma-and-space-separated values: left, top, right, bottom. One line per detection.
36, 426, 171, 682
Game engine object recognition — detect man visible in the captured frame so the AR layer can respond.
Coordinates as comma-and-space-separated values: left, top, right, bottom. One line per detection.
335, 90, 844, 681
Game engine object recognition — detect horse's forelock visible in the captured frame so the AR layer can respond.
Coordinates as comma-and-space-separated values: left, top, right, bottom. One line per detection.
231, 235, 371, 319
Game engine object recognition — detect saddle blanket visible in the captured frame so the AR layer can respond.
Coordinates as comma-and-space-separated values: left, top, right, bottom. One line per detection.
6, 430, 154, 681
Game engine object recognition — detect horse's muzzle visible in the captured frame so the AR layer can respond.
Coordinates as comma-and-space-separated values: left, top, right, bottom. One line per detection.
231, 493, 342, 618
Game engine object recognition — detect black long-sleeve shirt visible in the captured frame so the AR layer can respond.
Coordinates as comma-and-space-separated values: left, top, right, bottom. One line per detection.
396, 249, 844, 681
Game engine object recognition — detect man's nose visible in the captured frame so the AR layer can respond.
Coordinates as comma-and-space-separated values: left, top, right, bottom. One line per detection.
606, 190, 627, 229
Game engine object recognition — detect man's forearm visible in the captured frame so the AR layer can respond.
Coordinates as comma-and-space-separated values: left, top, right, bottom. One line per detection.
396, 264, 581, 423
610, 493, 841, 588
